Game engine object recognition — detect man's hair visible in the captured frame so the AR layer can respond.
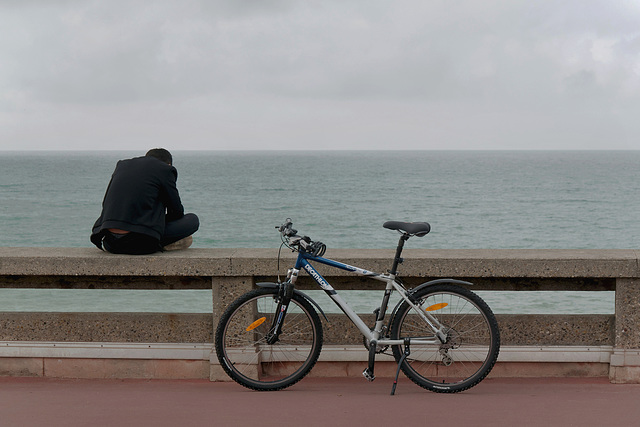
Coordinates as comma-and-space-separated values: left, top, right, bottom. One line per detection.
146, 148, 173, 165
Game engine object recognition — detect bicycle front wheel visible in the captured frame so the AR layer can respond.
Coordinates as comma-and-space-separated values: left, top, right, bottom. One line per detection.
215, 287, 323, 391
390, 283, 500, 393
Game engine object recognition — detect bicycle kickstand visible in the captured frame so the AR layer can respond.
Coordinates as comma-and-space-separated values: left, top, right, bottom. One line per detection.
391, 338, 411, 396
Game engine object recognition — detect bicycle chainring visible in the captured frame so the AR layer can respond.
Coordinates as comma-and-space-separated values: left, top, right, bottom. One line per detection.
363, 333, 389, 354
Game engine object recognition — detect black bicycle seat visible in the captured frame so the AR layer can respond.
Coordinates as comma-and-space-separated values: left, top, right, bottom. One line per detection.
383, 221, 431, 237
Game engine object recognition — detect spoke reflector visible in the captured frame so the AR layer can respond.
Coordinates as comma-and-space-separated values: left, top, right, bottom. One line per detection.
246, 317, 267, 331
425, 303, 448, 312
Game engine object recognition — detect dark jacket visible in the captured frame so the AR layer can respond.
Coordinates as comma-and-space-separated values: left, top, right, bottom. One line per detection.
90, 156, 184, 249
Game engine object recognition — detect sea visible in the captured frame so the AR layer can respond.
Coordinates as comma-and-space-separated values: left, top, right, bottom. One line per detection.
1, 150, 638, 315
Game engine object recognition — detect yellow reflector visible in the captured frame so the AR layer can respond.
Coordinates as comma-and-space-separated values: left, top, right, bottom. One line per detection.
425, 303, 448, 312
246, 317, 267, 331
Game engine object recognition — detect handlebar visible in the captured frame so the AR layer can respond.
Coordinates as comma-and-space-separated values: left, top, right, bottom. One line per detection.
276, 218, 326, 257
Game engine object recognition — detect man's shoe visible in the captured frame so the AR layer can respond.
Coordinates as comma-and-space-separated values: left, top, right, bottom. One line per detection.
163, 236, 193, 251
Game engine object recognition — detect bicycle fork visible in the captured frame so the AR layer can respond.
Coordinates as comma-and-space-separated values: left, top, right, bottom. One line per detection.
265, 280, 295, 344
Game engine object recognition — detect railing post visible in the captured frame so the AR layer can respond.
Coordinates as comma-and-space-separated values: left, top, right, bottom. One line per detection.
610, 278, 640, 383
210, 275, 255, 381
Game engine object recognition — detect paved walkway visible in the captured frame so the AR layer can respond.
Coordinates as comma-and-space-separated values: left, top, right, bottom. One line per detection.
1, 376, 639, 426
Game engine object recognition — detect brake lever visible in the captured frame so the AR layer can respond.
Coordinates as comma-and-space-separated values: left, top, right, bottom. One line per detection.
277, 218, 297, 237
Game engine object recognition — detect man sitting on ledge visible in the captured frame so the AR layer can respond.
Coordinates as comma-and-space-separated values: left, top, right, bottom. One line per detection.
90, 148, 199, 255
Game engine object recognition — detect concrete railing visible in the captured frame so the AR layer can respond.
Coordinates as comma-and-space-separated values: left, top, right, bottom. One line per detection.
1, 247, 639, 383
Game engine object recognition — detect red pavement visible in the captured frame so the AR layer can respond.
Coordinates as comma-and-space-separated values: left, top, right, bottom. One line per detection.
1, 376, 639, 426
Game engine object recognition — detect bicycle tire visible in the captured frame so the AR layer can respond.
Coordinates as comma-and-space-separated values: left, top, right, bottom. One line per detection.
390, 283, 500, 393
215, 287, 323, 391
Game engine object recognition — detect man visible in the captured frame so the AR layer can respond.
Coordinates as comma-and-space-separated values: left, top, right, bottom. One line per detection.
91, 148, 199, 255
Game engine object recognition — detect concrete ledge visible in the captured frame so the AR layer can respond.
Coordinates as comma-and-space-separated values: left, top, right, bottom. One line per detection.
0, 342, 212, 379
0, 341, 211, 360
610, 367, 640, 383
1, 247, 639, 279
4, 342, 613, 364
609, 350, 640, 383
610, 349, 640, 367
0, 342, 617, 380
45, 359, 210, 379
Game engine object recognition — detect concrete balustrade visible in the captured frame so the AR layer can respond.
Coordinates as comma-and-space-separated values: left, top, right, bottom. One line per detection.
1, 247, 639, 382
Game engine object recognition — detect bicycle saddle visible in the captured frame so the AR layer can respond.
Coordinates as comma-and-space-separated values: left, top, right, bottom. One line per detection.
383, 221, 431, 237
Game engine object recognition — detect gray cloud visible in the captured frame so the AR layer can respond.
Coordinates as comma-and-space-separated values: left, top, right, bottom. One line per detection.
1, 0, 639, 150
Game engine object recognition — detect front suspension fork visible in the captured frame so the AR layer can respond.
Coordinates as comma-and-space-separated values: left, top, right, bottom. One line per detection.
265, 280, 294, 344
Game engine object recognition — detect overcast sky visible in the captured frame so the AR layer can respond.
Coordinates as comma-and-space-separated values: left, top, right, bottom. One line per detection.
1, 1, 639, 151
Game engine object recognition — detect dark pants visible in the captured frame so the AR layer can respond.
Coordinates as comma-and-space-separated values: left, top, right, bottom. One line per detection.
103, 213, 200, 255
160, 213, 200, 246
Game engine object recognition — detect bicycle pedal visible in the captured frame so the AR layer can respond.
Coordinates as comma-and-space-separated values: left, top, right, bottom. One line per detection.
362, 369, 375, 382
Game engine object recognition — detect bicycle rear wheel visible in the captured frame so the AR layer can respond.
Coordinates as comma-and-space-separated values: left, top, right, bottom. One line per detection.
215, 287, 323, 391
390, 283, 500, 393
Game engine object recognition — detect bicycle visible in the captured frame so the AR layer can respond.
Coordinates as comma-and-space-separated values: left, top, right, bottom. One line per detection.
215, 219, 500, 394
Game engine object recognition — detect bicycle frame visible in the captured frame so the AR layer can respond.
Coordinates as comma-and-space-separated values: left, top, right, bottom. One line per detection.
288, 250, 446, 346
